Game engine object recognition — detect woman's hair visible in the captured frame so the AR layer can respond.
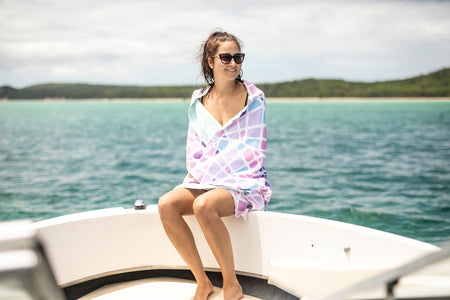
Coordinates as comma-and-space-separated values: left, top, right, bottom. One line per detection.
199, 30, 243, 85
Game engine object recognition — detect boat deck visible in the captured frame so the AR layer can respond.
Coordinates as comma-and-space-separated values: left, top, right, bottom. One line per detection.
78, 277, 262, 300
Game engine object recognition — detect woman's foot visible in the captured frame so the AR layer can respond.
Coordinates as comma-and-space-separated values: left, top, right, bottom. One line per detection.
193, 280, 214, 300
217, 282, 243, 300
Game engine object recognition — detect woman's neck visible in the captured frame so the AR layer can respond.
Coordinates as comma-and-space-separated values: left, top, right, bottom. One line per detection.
212, 79, 240, 97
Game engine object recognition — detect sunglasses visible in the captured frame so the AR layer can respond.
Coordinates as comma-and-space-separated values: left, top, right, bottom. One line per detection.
213, 53, 245, 64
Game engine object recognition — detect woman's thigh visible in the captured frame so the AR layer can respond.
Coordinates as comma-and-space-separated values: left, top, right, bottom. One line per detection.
159, 188, 205, 215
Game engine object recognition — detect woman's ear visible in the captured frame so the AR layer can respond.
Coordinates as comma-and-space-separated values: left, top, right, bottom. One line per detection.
208, 57, 214, 69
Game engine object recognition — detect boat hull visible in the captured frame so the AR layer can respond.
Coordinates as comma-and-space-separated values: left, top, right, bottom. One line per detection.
30, 205, 443, 299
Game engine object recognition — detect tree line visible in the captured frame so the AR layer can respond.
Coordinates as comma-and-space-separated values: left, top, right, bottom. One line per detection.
1, 68, 448, 99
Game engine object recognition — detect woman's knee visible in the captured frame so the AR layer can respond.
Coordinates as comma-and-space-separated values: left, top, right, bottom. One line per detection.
158, 192, 181, 218
193, 195, 217, 220
158, 189, 195, 218
193, 189, 235, 220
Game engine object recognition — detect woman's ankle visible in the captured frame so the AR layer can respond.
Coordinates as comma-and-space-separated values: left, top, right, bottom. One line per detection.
193, 279, 214, 300
222, 280, 243, 300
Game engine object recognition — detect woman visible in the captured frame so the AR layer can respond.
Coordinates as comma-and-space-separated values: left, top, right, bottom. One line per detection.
158, 30, 271, 300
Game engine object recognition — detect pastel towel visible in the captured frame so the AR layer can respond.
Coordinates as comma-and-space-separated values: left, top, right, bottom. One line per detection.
178, 81, 272, 218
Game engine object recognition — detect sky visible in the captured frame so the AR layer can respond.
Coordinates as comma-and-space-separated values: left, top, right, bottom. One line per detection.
0, 0, 449, 88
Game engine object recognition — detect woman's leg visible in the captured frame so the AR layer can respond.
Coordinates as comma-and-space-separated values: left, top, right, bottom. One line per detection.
193, 189, 244, 300
158, 188, 213, 300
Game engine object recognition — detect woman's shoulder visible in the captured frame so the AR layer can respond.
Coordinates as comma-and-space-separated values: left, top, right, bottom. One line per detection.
243, 80, 265, 101
191, 87, 205, 99
191, 85, 211, 102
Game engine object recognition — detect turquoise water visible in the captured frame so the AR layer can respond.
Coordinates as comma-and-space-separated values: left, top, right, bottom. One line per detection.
1, 100, 449, 244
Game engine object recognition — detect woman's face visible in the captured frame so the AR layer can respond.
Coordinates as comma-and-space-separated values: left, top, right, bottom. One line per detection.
209, 41, 242, 83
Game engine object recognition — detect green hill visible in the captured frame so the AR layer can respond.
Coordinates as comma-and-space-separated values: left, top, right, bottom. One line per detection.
259, 68, 449, 97
0, 83, 197, 100
1, 68, 448, 99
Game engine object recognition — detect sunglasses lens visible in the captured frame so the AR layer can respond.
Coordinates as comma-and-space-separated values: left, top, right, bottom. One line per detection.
234, 53, 245, 64
219, 54, 232, 64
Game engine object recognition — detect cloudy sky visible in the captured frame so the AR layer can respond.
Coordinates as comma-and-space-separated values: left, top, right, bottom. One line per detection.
0, 0, 449, 88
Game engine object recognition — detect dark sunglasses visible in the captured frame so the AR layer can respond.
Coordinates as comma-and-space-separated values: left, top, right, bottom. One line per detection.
213, 53, 245, 64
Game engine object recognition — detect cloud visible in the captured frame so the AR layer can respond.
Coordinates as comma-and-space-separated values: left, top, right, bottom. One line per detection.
0, 0, 449, 87
242, 0, 450, 81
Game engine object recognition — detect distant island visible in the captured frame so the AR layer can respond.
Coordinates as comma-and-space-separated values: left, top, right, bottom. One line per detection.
1, 68, 448, 99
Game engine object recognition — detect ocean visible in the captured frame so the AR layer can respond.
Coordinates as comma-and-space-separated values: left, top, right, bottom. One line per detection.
0, 100, 449, 245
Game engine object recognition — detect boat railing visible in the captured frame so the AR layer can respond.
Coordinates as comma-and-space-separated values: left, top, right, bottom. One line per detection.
314, 242, 450, 300
0, 220, 66, 300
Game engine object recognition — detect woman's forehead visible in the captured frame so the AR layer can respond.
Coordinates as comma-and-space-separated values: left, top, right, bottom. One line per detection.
217, 41, 240, 53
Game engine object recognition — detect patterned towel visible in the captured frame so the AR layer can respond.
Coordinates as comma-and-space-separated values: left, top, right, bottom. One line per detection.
178, 80, 271, 218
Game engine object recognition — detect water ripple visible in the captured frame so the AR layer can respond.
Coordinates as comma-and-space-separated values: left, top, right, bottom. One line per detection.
1, 100, 449, 244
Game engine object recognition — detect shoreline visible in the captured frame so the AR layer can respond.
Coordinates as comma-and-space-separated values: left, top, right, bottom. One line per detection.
2, 97, 450, 102
266, 97, 450, 102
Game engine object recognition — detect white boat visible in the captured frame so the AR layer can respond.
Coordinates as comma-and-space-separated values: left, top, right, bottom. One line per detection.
0, 202, 449, 300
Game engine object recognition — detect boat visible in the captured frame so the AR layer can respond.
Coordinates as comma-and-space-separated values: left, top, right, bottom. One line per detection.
0, 201, 449, 300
